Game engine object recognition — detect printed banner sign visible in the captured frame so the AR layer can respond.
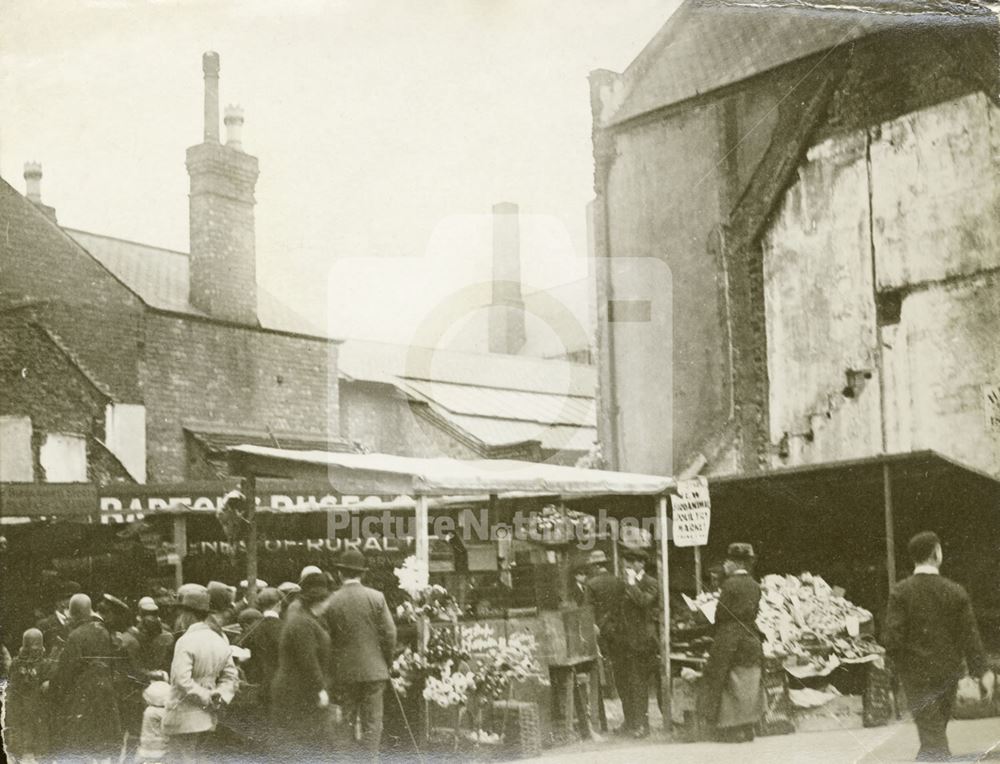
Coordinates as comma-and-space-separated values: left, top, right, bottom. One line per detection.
671, 476, 711, 547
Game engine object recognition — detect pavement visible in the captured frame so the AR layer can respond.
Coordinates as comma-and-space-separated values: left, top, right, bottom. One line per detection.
521, 718, 1000, 763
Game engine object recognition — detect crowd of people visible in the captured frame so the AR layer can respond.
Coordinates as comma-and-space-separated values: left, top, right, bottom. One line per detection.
2, 547, 396, 764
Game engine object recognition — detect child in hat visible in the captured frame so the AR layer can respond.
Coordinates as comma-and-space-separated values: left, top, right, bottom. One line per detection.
137, 680, 172, 764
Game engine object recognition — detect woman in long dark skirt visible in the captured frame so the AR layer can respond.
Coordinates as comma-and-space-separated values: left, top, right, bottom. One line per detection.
700, 543, 765, 743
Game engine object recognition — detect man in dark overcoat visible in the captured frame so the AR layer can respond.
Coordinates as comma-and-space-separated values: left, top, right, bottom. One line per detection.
323, 549, 397, 759
610, 547, 659, 738
884, 531, 992, 762
49, 593, 124, 761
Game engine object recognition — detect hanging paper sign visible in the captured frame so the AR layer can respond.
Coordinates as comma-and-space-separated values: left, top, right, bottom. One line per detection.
671, 476, 711, 547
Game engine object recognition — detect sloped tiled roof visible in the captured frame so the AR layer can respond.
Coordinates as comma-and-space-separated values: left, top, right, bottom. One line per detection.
65, 229, 330, 338
606, 0, 995, 125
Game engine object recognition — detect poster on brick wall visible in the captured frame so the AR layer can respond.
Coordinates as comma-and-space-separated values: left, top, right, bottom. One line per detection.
671, 476, 711, 547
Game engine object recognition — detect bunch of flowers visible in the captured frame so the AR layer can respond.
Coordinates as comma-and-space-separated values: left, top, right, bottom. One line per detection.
460, 623, 545, 699
390, 648, 428, 695
422, 661, 477, 708
391, 630, 472, 701
393, 555, 463, 622
525, 504, 596, 546
393, 555, 429, 599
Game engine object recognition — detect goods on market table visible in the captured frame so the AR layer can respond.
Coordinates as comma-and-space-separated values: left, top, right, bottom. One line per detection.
678, 572, 884, 670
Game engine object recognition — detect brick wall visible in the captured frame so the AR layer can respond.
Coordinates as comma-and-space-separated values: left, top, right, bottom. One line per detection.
0, 317, 131, 483
0, 180, 145, 401
141, 313, 340, 481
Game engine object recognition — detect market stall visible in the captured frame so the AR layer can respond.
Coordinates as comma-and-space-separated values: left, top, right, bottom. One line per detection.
226, 445, 676, 752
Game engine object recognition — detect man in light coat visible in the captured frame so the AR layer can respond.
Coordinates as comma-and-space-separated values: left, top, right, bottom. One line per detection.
164, 584, 239, 764
323, 549, 396, 759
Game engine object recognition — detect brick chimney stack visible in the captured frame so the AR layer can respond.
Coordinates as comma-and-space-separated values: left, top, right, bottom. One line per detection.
488, 202, 526, 355
186, 52, 259, 324
23, 162, 57, 222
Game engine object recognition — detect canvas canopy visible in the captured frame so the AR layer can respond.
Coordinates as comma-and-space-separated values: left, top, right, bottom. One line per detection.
227, 445, 674, 497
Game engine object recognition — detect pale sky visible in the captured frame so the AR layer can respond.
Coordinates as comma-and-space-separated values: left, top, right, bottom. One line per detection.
1, 0, 678, 344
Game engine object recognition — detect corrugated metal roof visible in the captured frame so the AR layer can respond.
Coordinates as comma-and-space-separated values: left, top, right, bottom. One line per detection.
607, 0, 995, 125
339, 339, 596, 397
401, 379, 595, 427
445, 415, 597, 453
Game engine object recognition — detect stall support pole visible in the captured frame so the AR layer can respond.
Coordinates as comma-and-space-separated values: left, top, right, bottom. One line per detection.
245, 476, 259, 608
415, 494, 429, 572
693, 546, 703, 595
172, 515, 186, 589
657, 496, 672, 734
883, 463, 896, 593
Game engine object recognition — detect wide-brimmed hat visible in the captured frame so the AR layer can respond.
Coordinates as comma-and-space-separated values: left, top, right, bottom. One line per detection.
335, 549, 367, 573
587, 550, 609, 565
179, 585, 211, 615
726, 542, 756, 562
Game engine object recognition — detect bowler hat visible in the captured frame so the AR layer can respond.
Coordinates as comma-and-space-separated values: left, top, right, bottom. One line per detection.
299, 571, 331, 603
179, 585, 211, 614
620, 546, 649, 562
726, 542, 756, 562
335, 549, 368, 573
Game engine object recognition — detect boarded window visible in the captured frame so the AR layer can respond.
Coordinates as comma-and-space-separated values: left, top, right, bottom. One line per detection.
40, 434, 87, 483
0, 416, 34, 482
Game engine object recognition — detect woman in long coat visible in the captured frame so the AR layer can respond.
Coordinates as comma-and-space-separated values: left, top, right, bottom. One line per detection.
163, 584, 239, 764
270, 571, 335, 759
49, 594, 124, 761
700, 543, 765, 742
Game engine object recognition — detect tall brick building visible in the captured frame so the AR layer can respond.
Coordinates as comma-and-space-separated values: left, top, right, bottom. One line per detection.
590, 0, 1000, 478
0, 52, 596, 487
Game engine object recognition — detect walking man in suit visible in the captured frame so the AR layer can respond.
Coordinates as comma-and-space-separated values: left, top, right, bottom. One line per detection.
884, 531, 993, 762
324, 549, 397, 759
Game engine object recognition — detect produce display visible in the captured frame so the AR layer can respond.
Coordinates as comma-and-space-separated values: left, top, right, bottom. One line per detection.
673, 572, 884, 673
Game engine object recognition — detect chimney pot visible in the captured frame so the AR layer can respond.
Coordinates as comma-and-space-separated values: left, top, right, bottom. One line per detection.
202, 51, 221, 143
224, 104, 245, 150
23, 161, 43, 202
